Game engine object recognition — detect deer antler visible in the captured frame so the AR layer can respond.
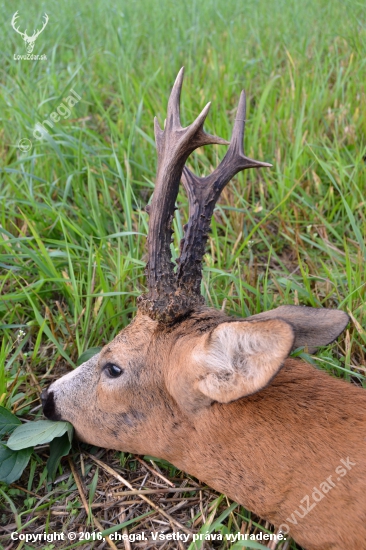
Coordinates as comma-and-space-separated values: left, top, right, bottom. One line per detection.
31, 13, 49, 39
178, 90, 271, 297
11, 12, 48, 40
11, 11, 26, 39
137, 68, 271, 323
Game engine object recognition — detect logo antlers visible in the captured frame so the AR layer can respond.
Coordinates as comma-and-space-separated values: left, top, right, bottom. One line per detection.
11, 11, 49, 54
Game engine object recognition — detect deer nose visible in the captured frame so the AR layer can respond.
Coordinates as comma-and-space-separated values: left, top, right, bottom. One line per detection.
41, 389, 61, 421
40, 389, 48, 408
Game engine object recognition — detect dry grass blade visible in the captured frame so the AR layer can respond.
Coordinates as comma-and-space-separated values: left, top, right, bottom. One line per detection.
133, 455, 175, 487
68, 457, 118, 550
347, 307, 366, 338
111, 487, 201, 496
118, 507, 132, 550
86, 453, 193, 536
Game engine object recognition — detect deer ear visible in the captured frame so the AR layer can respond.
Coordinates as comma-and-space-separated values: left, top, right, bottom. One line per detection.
194, 319, 294, 403
248, 305, 349, 352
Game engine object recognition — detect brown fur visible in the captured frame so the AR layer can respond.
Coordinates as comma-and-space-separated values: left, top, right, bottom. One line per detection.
43, 306, 366, 549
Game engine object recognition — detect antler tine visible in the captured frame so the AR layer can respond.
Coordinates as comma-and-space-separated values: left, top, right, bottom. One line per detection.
165, 67, 184, 130
11, 11, 26, 37
11, 11, 19, 26
154, 68, 229, 160
33, 13, 49, 39
138, 68, 230, 323
178, 92, 271, 296
230, 90, 272, 169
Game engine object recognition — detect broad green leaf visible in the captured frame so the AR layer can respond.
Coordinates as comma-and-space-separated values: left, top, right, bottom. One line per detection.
7, 420, 72, 451
0, 406, 21, 436
47, 432, 72, 479
77, 347, 102, 366
0, 443, 33, 484
67, 423, 74, 444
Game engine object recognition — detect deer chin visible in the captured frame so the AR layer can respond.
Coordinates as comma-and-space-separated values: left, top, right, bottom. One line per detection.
72, 425, 142, 455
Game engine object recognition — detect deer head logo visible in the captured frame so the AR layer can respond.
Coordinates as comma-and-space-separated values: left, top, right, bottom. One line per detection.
11, 11, 49, 54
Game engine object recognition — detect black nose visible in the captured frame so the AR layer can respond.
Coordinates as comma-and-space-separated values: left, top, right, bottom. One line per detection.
41, 389, 61, 421
41, 389, 48, 408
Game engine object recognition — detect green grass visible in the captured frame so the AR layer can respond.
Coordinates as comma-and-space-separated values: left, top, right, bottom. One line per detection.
1, 0, 366, 547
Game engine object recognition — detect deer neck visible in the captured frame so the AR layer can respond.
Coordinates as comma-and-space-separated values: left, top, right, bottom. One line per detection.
163, 358, 366, 528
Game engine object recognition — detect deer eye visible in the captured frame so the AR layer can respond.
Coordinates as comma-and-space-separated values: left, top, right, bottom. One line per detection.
104, 363, 123, 378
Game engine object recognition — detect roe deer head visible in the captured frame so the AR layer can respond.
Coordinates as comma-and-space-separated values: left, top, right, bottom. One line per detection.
42, 69, 366, 550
